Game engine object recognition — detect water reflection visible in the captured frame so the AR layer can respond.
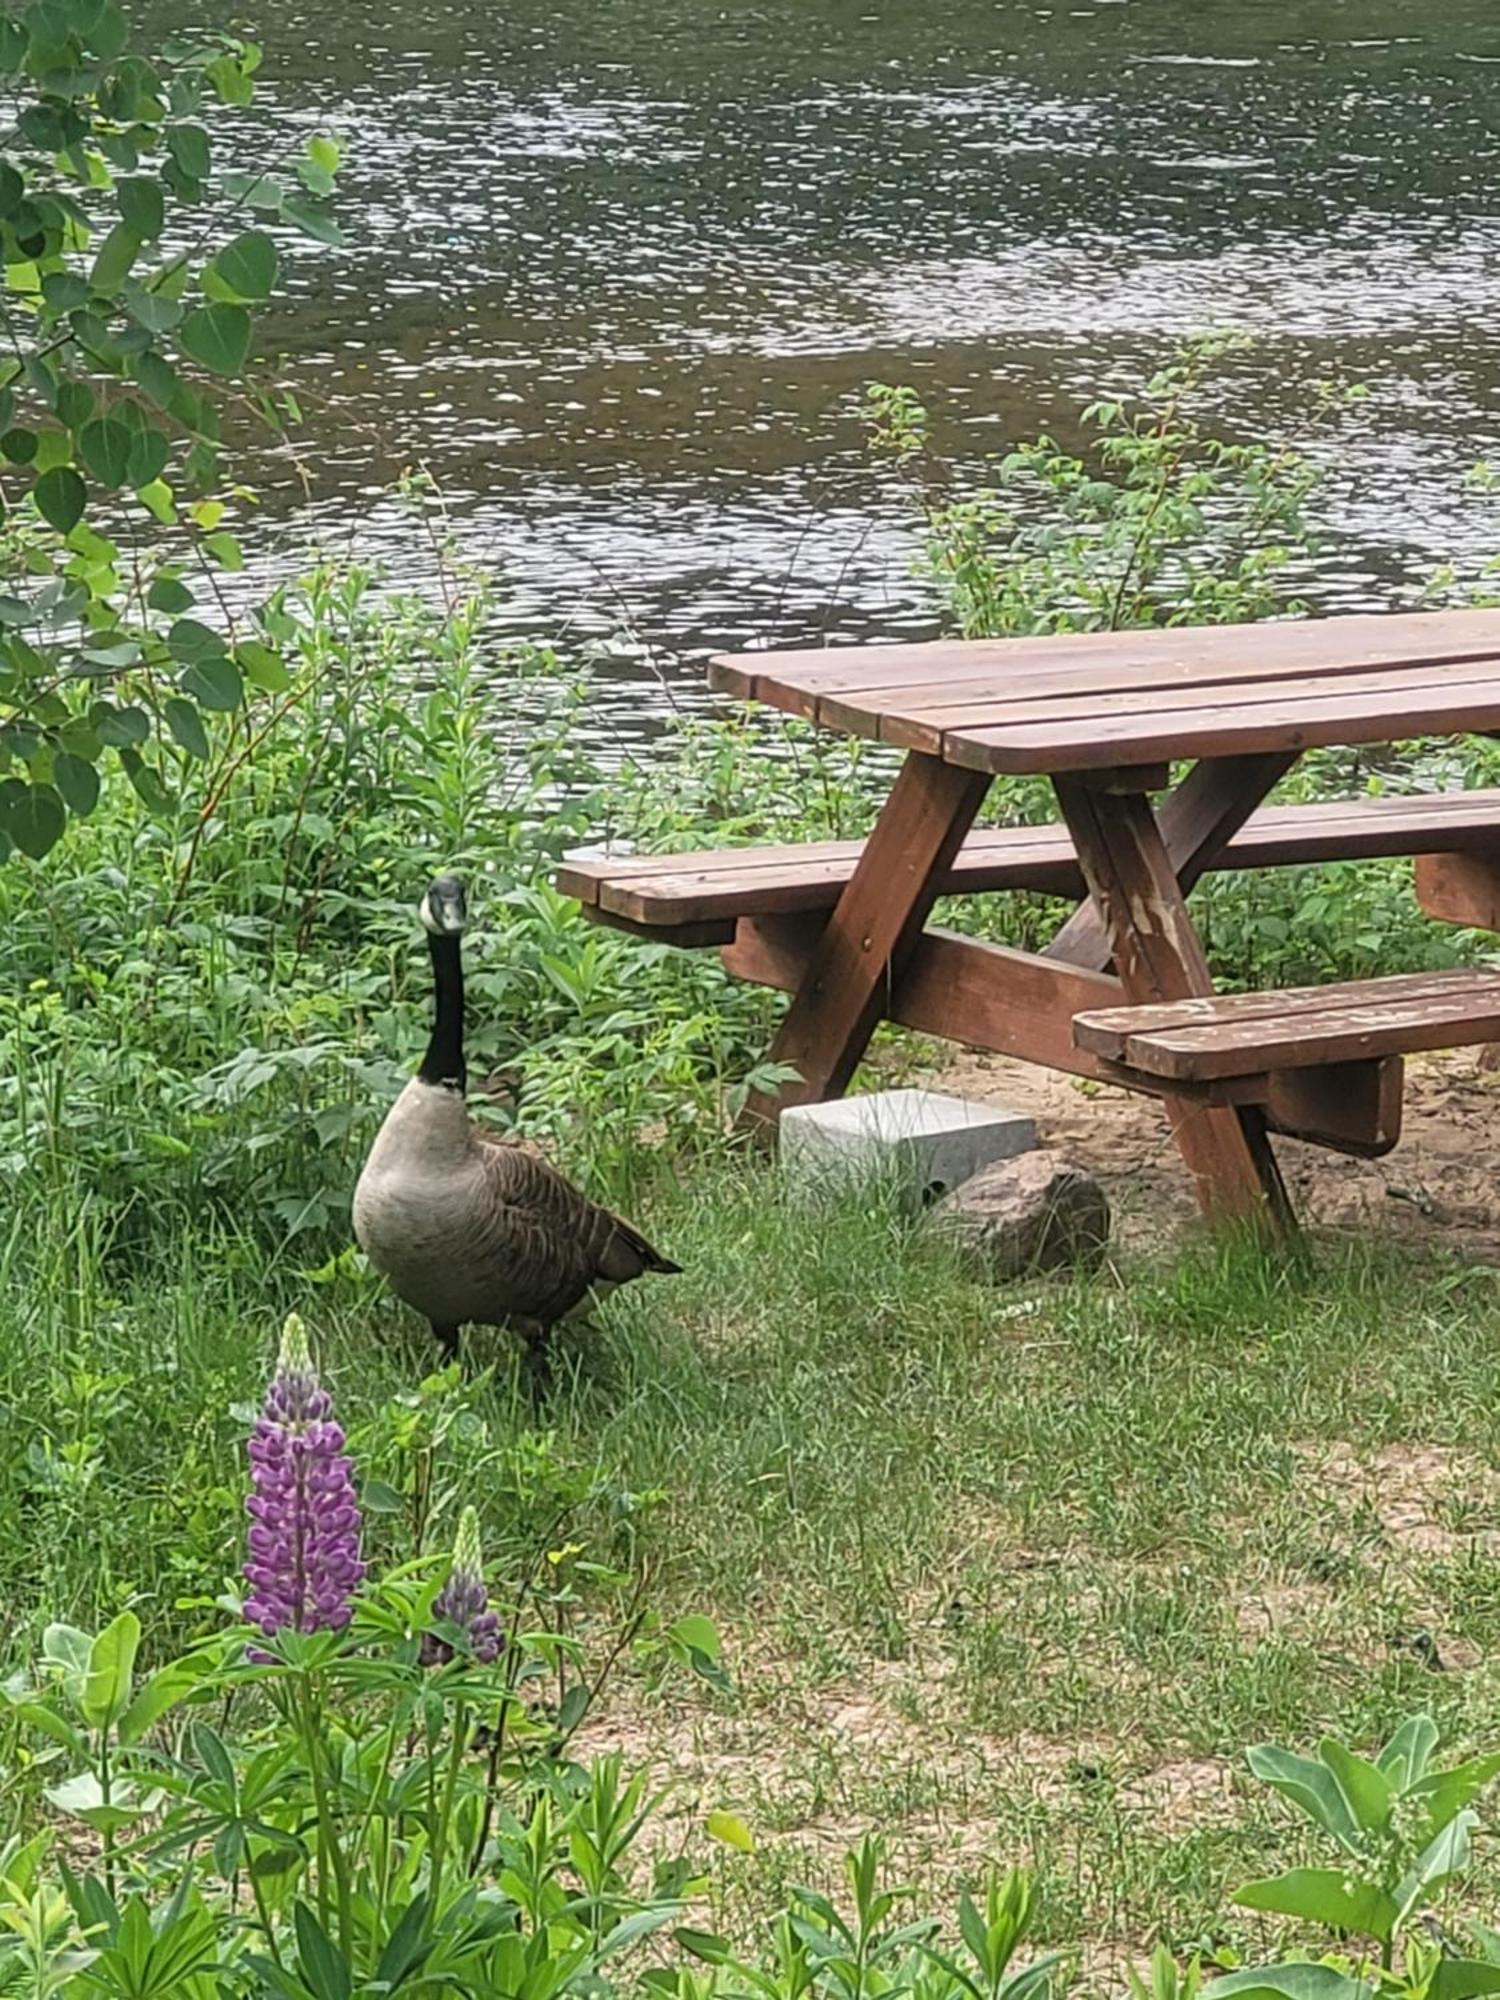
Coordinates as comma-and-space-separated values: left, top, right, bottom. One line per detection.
170, 0, 1500, 717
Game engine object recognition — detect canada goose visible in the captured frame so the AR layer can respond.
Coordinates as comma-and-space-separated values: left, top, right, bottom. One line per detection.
352, 874, 680, 1377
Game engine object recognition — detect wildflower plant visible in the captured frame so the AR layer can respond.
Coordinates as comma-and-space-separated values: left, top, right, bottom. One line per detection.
243, 1315, 365, 1646
422, 1506, 503, 1666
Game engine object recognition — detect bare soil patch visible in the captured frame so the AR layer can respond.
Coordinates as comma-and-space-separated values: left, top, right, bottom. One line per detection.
925, 1047, 1500, 1260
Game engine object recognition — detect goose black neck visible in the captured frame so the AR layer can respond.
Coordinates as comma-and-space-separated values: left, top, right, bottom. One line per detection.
419, 932, 466, 1092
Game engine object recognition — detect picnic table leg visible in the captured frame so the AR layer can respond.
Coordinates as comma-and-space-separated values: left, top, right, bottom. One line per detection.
1047, 751, 1297, 974
1053, 776, 1294, 1233
742, 751, 991, 1125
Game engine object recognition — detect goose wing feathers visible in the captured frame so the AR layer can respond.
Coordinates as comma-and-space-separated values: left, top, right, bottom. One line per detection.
472, 1133, 680, 1325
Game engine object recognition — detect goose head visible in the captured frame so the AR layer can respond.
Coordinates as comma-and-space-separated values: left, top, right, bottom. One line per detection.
419, 874, 468, 937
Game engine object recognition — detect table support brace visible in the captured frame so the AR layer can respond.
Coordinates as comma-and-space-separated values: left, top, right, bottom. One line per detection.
741, 752, 990, 1124
1053, 776, 1294, 1233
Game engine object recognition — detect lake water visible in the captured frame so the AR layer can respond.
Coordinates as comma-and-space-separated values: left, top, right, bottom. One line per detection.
221, 0, 1500, 711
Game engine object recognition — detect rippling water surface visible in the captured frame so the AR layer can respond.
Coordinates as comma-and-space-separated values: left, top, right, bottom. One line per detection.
205, 0, 1500, 709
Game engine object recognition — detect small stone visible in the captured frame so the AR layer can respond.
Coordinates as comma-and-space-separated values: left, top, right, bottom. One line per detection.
932, 1151, 1110, 1277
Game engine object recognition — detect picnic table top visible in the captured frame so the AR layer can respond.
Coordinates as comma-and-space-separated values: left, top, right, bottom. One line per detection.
708, 608, 1500, 774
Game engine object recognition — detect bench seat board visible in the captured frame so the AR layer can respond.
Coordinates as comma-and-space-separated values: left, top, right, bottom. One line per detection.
1074, 968, 1500, 1081
558, 791, 1500, 929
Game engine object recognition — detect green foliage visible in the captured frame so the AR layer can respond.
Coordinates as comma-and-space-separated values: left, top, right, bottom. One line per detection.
0, 552, 789, 1257
867, 336, 1339, 641
0, 0, 342, 857
1217, 1716, 1500, 2000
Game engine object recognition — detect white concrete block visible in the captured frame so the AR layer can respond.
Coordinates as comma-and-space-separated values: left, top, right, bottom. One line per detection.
780, 1088, 1037, 1207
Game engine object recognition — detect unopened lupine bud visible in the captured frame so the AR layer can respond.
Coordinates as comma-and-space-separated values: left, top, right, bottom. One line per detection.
422, 1505, 504, 1666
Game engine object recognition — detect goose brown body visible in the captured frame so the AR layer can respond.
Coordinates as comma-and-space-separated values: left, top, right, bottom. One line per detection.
351, 874, 679, 1368
353, 1076, 678, 1336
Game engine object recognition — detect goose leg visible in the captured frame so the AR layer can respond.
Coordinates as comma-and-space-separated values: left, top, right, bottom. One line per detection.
430, 1322, 460, 1365
521, 1323, 554, 1395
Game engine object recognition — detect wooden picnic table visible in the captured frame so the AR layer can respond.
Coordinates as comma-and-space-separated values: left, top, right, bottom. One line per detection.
693, 610, 1500, 1232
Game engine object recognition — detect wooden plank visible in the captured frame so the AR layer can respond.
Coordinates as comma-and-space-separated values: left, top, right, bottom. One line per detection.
810, 624, 1500, 739
555, 835, 876, 903
1048, 752, 1296, 973
709, 608, 1500, 710
726, 919, 1404, 1155
948, 675, 1500, 776
724, 918, 1127, 1079
591, 831, 1081, 919
1054, 776, 1293, 1229
742, 752, 992, 1123
561, 791, 1500, 929
583, 905, 737, 949
1416, 851, 1500, 932
1123, 990, 1500, 1080
825, 656, 1500, 750
1087, 972, 1500, 1082
1074, 966, 1500, 1054
1263, 1059, 1404, 1160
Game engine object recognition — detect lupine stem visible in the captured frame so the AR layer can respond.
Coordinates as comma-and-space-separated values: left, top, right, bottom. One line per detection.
295, 1674, 353, 1953
428, 1697, 469, 1935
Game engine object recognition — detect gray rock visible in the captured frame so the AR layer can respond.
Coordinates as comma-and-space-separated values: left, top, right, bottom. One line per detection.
931, 1151, 1110, 1277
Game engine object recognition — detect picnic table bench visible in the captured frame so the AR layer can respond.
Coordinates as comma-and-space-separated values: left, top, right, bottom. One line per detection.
558, 610, 1500, 1232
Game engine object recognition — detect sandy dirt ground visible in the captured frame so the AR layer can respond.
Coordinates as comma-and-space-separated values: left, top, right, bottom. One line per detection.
923, 1045, 1500, 1261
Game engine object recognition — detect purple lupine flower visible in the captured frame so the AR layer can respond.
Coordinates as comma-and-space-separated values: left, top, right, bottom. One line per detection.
421, 1506, 504, 1666
243, 1314, 365, 1644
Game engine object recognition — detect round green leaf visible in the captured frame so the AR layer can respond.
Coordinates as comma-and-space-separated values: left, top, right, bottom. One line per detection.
89, 221, 141, 296
91, 702, 149, 748
117, 175, 164, 241
53, 751, 99, 817
167, 616, 221, 664
281, 194, 344, 246
236, 640, 290, 693
209, 229, 278, 303
78, 417, 133, 488
202, 530, 243, 570
137, 478, 175, 524
126, 428, 168, 490
179, 303, 251, 377
33, 466, 86, 533
85, 0, 126, 58
133, 350, 177, 407
180, 656, 244, 711
41, 271, 88, 312
77, 640, 141, 672
4, 782, 66, 858
706, 1810, 755, 1854
33, 428, 73, 473
118, 747, 175, 815
163, 696, 209, 759
1, 427, 37, 464
56, 381, 95, 429
147, 574, 193, 614
120, 279, 183, 334
166, 122, 210, 181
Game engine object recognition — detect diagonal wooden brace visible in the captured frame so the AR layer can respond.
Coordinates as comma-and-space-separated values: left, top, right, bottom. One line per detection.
1046, 751, 1297, 973
1053, 775, 1294, 1232
742, 752, 991, 1125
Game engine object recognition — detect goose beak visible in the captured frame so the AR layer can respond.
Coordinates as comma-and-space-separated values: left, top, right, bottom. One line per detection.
419, 875, 468, 936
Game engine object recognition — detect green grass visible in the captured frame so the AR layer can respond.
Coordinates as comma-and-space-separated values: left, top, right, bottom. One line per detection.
6, 1161, 1500, 1972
